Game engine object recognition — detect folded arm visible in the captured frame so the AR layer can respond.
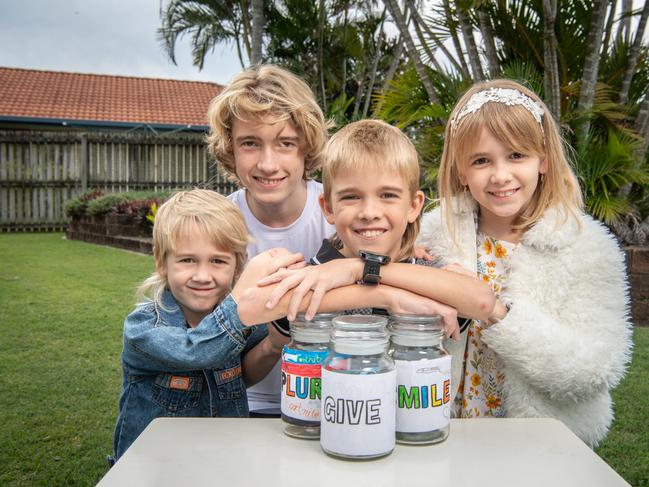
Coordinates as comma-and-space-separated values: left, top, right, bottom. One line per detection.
259, 258, 495, 323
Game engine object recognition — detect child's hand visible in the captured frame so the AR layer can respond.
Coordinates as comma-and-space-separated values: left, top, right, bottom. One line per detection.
386, 286, 460, 340
232, 248, 306, 302
257, 258, 363, 321
413, 245, 435, 261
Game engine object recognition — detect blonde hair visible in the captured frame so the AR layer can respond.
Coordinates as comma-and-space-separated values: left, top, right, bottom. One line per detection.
322, 119, 422, 261
438, 79, 583, 239
207, 64, 330, 182
137, 189, 249, 306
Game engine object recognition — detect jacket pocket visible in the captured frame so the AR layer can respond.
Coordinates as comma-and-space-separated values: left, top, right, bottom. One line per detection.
213, 363, 244, 400
152, 373, 203, 413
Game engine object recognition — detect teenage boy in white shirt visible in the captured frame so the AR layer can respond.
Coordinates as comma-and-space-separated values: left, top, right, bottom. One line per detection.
207, 64, 335, 416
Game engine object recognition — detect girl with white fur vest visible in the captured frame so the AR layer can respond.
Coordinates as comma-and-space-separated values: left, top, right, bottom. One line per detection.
418, 79, 632, 447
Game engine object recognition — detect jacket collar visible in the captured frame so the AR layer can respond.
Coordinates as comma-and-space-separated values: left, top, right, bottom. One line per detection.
154, 290, 189, 327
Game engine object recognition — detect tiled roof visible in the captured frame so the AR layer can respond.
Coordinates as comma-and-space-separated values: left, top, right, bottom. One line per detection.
0, 67, 223, 128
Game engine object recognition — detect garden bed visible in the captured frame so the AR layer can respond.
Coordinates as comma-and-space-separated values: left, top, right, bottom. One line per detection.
66, 214, 153, 254
64, 189, 167, 255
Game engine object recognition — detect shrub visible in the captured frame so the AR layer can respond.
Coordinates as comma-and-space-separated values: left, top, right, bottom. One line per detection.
64, 188, 104, 218
86, 194, 130, 217
65, 190, 171, 223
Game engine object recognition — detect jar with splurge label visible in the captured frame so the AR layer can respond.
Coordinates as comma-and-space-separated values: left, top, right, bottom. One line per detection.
389, 314, 451, 444
320, 314, 396, 460
281, 313, 336, 439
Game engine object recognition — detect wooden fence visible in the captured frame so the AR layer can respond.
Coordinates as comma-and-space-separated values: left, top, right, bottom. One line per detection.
0, 130, 237, 232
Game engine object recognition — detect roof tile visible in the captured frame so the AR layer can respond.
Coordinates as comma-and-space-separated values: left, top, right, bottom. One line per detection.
0, 67, 223, 127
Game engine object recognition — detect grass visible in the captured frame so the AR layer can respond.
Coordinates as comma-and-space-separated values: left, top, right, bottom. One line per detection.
0, 233, 153, 486
0, 233, 647, 486
597, 326, 649, 486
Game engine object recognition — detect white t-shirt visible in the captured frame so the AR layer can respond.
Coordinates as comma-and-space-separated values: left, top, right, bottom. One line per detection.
228, 179, 335, 413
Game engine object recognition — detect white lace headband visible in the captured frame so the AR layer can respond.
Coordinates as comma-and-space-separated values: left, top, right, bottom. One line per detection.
450, 87, 545, 135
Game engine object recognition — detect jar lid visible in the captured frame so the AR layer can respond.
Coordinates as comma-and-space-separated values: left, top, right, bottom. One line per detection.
330, 314, 389, 355
390, 313, 442, 327
290, 312, 337, 331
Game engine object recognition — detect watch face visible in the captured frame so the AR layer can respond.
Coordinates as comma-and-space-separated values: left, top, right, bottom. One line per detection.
359, 250, 391, 264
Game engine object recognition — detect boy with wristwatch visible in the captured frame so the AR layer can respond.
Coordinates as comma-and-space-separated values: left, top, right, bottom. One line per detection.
257, 120, 497, 335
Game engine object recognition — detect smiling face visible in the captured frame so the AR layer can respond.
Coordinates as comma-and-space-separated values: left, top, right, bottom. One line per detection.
459, 128, 547, 237
231, 116, 308, 225
159, 226, 237, 327
320, 169, 424, 260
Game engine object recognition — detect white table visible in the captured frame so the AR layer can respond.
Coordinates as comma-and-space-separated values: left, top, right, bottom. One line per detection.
98, 417, 630, 487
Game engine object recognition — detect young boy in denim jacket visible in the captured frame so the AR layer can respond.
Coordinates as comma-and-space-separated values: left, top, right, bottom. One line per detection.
206, 64, 335, 416
112, 189, 304, 459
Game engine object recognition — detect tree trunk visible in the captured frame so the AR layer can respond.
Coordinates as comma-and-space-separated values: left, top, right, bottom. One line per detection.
240, 0, 253, 63
542, 0, 561, 120
619, 0, 633, 43
457, 6, 483, 80
362, 21, 386, 117
381, 37, 405, 95
477, 8, 500, 78
634, 92, 649, 152
619, 0, 649, 104
443, 0, 471, 79
318, 0, 327, 112
576, 0, 608, 146
384, 0, 441, 104
342, 2, 350, 101
251, 0, 264, 64
601, 0, 617, 59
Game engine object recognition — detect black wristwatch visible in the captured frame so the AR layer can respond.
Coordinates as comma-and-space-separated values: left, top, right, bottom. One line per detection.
359, 250, 391, 285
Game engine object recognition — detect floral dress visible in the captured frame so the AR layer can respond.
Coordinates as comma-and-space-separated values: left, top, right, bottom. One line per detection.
452, 233, 517, 418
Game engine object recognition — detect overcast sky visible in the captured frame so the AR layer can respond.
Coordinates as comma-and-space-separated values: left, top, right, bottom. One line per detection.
0, 0, 243, 85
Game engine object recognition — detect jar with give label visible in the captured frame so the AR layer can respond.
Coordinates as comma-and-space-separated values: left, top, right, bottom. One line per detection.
320, 314, 396, 460
281, 313, 336, 439
389, 314, 451, 444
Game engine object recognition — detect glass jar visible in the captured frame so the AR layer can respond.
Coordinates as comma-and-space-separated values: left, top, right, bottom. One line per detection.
389, 314, 451, 445
320, 314, 396, 460
281, 313, 336, 439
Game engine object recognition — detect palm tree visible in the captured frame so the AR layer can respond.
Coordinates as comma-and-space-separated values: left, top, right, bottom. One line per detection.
375, 0, 649, 238
384, 0, 440, 104
158, 0, 252, 69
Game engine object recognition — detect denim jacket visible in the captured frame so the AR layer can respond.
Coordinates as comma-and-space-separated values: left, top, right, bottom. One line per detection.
113, 290, 266, 459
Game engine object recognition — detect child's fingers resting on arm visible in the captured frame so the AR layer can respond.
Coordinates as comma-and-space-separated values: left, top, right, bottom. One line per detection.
232, 248, 305, 301
260, 259, 361, 319
442, 262, 477, 278
413, 245, 435, 261
386, 286, 460, 341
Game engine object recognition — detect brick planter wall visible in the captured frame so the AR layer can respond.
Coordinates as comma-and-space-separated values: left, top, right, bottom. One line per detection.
626, 246, 649, 326
66, 214, 152, 254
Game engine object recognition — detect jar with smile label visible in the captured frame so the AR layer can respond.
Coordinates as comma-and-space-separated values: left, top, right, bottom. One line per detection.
281, 313, 336, 439
320, 315, 396, 460
389, 314, 451, 444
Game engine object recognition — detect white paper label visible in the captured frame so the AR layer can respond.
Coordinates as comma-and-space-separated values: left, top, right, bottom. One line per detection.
320, 368, 396, 457
395, 355, 452, 433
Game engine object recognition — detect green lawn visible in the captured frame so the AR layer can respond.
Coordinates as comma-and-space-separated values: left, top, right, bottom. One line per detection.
0, 233, 647, 486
